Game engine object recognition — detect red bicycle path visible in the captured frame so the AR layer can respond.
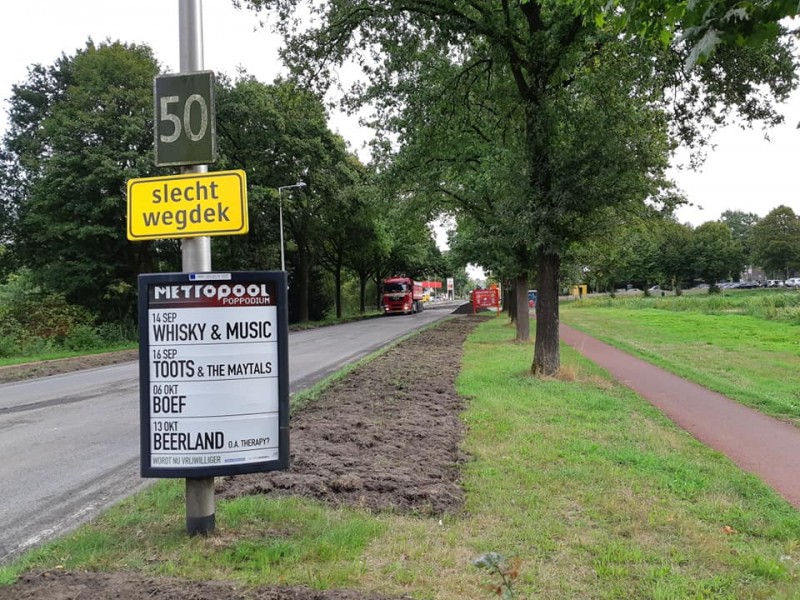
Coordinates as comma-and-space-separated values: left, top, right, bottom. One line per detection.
559, 322, 800, 511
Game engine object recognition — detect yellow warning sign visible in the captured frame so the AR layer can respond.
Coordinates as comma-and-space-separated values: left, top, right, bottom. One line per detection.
127, 170, 248, 241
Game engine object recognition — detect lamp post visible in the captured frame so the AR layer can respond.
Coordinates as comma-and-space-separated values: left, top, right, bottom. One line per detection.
277, 181, 307, 271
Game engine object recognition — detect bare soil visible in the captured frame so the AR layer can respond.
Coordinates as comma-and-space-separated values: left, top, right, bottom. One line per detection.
0, 350, 139, 383
0, 316, 482, 600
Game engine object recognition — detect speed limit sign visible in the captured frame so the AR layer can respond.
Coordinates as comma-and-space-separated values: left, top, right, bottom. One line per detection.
154, 71, 217, 167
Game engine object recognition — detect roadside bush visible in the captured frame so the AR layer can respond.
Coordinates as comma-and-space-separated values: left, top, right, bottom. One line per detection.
782, 305, 800, 325
16, 335, 56, 357
95, 321, 138, 345
0, 272, 138, 359
63, 325, 104, 351
7, 293, 95, 342
0, 335, 18, 358
0, 309, 22, 353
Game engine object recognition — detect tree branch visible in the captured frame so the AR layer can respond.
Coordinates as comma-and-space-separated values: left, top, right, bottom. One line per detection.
520, 0, 544, 35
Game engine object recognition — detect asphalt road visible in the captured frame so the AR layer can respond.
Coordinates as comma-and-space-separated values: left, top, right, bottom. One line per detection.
0, 303, 460, 564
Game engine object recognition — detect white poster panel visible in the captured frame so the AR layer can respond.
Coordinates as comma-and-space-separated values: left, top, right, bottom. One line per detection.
149, 306, 277, 345
150, 378, 279, 418
150, 414, 280, 469
139, 272, 289, 477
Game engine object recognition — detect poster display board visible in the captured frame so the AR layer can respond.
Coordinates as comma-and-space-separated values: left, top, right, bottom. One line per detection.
138, 271, 289, 478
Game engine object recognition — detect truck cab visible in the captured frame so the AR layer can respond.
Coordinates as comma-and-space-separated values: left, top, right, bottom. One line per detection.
382, 277, 424, 315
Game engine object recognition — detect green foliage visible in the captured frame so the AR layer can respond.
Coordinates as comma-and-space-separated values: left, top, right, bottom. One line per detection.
472, 552, 523, 600
213, 75, 343, 272
690, 221, 743, 289
721, 210, 759, 265
8, 294, 94, 341
573, 215, 697, 294
752, 205, 800, 278
236, 0, 797, 374
63, 325, 104, 351
0, 271, 94, 348
3, 40, 176, 321
211, 75, 444, 322
612, 0, 799, 66
0, 270, 136, 358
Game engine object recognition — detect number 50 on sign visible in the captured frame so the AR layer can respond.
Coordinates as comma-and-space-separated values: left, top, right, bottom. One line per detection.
154, 71, 216, 167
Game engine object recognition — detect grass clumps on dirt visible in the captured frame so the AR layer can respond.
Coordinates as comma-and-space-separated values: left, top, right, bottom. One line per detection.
3, 315, 800, 599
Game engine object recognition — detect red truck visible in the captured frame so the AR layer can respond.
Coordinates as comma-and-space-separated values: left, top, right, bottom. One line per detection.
381, 276, 424, 315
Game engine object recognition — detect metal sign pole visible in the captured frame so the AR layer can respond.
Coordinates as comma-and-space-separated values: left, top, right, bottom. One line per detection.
179, 0, 214, 536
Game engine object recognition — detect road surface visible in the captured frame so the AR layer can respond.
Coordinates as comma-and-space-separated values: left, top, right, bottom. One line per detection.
0, 304, 459, 563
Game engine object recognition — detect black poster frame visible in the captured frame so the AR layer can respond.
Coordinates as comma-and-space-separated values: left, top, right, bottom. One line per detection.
137, 271, 289, 478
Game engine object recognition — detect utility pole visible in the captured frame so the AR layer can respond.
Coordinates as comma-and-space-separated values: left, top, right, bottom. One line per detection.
179, 0, 214, 537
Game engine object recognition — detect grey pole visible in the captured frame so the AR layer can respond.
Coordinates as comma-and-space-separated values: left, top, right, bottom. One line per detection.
278, 188, 286, 272
179, 0, 214, 536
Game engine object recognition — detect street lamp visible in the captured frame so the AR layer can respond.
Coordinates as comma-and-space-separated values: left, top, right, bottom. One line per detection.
277, 181, 307, 271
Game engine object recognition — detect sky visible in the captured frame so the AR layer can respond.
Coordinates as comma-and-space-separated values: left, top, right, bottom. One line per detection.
2, 0, 800, 231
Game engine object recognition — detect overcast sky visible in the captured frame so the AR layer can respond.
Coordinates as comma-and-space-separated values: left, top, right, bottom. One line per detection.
2, 0, 800, 229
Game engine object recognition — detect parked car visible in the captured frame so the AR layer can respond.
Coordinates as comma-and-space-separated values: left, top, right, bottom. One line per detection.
767, 280, 785, 288
785, 278, 800, 288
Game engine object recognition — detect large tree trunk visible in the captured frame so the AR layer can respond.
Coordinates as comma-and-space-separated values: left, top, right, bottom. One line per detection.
334, 265, 342, 319
502, 279, 512, 315
514, 274, 529, 341
507, 280, 517, 324
359, 273, 368, 313
532, 250, 560, 375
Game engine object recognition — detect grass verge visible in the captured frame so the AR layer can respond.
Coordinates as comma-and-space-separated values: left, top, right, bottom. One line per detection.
2, 316, 799, 598
562, 295, 800, 426
0, 342, 138, 368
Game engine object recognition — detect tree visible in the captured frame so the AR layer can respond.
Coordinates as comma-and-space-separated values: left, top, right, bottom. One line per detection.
341, 181, 392, 313
0, 149, 21, 280
615, 0, 799, 67
751, 206, 800, 279
691, 221, 742, 292
214, 75, 352, 322
572, 234, 630, 295
3, 40, 173, 321
238, 0, 796, 375
721, 209, 758, 268
212, 74, 293, 271
317, 156, 364, 318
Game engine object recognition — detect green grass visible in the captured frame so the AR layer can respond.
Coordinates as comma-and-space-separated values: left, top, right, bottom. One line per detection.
575, 289, 800, 323
562, 292, 800, 425
2, 316, 800, 598
287, 310, 383, 331
0, 342, 138, 368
